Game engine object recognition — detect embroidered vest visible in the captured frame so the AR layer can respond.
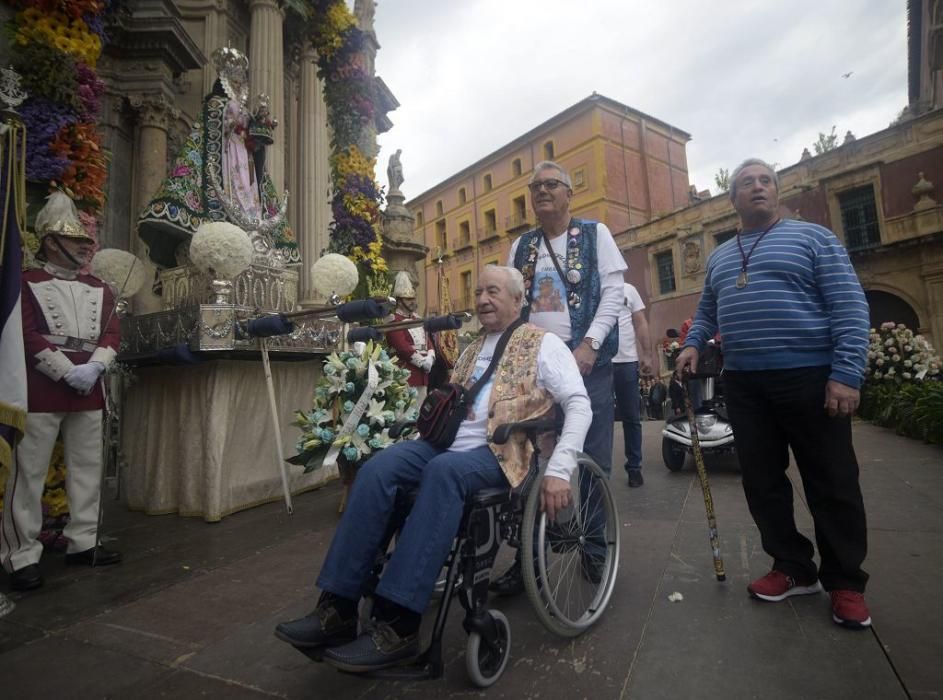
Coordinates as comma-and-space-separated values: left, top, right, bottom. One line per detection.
513, 219, 618, 365
452, 323, 554, 487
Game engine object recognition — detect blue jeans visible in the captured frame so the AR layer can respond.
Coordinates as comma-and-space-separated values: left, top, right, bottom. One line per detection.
613, 361, 642, 472
583, 362, 614, 476
317, 440, 507, 614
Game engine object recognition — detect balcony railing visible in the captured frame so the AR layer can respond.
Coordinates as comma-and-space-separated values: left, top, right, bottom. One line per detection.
505, 213, 530, 232
477, 226, 499, 242
454, 236, 473, 252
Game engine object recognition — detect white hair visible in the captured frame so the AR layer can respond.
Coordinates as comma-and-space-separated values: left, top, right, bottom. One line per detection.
482, 264, 525, 306
530, 160, 572, 189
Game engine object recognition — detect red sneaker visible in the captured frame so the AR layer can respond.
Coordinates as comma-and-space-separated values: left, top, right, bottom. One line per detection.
747, 570, 822, 602
831, 590, 872, 629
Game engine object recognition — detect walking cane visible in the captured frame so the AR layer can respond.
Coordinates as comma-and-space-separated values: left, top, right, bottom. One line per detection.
682, 371, 726, 581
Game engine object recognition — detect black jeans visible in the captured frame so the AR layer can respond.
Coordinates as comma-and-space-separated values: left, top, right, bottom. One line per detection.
724, 366, 868, 592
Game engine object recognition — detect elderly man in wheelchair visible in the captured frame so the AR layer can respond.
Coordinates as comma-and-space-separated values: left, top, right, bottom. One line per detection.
275, 266, 618, 684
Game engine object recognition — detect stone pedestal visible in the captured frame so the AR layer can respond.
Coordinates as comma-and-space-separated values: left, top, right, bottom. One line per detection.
382, 189, 428, 307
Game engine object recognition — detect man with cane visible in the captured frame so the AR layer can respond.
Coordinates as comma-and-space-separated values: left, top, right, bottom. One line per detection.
1, 192, 122, 591
676, 158, 872, 629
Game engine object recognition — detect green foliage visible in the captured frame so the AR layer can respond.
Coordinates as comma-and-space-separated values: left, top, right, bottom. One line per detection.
813, 126, 839, 155
860, 381, 943, 444
714, 167, 730, 192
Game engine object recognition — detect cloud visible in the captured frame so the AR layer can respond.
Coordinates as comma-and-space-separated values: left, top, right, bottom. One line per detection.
373, 0, 907, 201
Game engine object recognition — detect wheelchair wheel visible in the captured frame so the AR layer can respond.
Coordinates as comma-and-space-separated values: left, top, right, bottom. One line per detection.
521, 454, 619, 637
465, 609, 511, 688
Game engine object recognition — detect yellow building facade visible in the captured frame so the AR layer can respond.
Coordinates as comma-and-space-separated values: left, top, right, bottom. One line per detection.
405, 94, 690, 318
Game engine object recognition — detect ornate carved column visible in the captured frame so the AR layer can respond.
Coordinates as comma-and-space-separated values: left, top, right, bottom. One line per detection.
298, 45, 331, 304
248, 0, 286, 192
129, 93, 179, 257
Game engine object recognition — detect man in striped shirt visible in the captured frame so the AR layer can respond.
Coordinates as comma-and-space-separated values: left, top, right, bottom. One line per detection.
676, 158, 872, 630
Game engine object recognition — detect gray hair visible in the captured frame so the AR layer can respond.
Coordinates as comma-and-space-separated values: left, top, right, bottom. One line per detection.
530, 160, 572, 189
482, 264, 526, 305
729, 158, 779, 201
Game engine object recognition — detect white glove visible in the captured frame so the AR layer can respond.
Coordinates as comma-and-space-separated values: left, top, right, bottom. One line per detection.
410, 350, 435, 373
64, 362, 105, 395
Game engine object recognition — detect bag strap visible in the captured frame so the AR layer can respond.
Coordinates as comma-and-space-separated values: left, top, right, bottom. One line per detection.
541, 228, 571, 290
464, 318, 525, 404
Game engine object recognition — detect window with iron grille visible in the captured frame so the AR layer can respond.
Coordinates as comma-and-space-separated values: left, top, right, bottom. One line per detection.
838, 186, 881, 251
714, 229, 737, 246
655, 251, 676, 294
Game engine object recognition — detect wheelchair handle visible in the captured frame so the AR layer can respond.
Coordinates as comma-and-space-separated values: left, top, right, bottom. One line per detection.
491, 419, 557, 446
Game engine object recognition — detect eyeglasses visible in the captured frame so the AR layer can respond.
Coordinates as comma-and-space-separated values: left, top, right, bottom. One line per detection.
528, 178, 568, 194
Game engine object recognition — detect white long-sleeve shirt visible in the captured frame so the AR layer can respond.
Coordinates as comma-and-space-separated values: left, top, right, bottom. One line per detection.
508, 222, 626, 344
449, 332, 591, 481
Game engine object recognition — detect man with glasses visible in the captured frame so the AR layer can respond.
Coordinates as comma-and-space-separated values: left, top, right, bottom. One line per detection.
676, 158, 872, 630
492, 160, 626, 594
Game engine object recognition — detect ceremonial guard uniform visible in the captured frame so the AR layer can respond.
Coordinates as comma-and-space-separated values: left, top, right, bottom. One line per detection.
1, 192, 122, 591
384, 272, 434, 402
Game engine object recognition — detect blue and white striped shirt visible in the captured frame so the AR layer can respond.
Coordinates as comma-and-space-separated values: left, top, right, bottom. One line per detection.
684, 219, 869, 388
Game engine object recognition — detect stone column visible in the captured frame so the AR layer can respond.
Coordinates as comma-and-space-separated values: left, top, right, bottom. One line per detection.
128, 93, 178, 257
298, 45, 332, 304
128, 92, 178, 314
249, 0, 286, 192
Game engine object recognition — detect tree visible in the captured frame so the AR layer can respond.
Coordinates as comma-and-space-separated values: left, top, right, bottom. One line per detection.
813, 126, 839, 155
714, 167, 730, 192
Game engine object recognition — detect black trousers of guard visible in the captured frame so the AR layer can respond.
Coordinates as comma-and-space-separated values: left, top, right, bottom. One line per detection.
723, 366, 869, 592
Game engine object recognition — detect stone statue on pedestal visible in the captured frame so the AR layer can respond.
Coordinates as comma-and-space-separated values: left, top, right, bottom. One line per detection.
387, 148, 404, 194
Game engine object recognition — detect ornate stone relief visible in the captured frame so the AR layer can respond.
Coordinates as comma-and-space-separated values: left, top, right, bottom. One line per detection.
682, 239, 702, 275
128, 93, 179, 131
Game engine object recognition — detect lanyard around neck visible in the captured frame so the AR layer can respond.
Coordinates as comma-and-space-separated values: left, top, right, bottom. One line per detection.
734, 218, 780, 288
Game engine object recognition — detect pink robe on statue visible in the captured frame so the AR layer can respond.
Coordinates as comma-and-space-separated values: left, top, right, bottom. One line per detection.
222, 99, 261, 221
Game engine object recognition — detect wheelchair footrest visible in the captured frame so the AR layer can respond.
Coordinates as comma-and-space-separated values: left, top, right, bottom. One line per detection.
467, 487, 511, 508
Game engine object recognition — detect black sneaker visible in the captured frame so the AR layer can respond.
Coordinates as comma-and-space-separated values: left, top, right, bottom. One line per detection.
627, 470, 644, 488
274, 604, 358, 649
322, 620, 420, 672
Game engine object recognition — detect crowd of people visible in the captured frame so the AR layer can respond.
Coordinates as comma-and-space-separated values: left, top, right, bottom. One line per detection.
274, 156, 873, 673
2, 156, 873, 660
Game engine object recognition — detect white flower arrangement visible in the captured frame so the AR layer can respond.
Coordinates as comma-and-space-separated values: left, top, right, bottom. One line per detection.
189, 222, 254, 279
310, 253, 359, 298
90, 249, 147, 298
287, 341, 418, 473
864, 322, 941, 384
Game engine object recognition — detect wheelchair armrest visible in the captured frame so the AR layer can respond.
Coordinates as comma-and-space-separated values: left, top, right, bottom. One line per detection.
389, 419, 416, 440
491, 418, 558, 445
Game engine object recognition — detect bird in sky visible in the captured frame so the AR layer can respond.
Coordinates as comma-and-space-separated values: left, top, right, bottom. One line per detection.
842, 71, 854, 78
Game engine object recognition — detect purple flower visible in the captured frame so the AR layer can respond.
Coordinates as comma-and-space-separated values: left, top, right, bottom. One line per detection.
75, 62, 105, 119
19, 99, 76, 182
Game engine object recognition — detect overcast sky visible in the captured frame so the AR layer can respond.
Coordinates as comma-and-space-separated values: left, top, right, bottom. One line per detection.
372, 0, 908, 201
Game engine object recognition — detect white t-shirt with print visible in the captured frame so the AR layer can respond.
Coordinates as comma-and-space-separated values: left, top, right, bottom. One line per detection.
613, 283, 645, 363
508, 222, 626, 343
448, 331, 592, 481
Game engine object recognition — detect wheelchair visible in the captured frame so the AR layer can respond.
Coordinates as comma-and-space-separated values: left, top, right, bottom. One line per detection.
298, 418, 620, 687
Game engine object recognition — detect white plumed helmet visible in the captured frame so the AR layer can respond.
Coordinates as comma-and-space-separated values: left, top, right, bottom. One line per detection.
392, 271, 416, 299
